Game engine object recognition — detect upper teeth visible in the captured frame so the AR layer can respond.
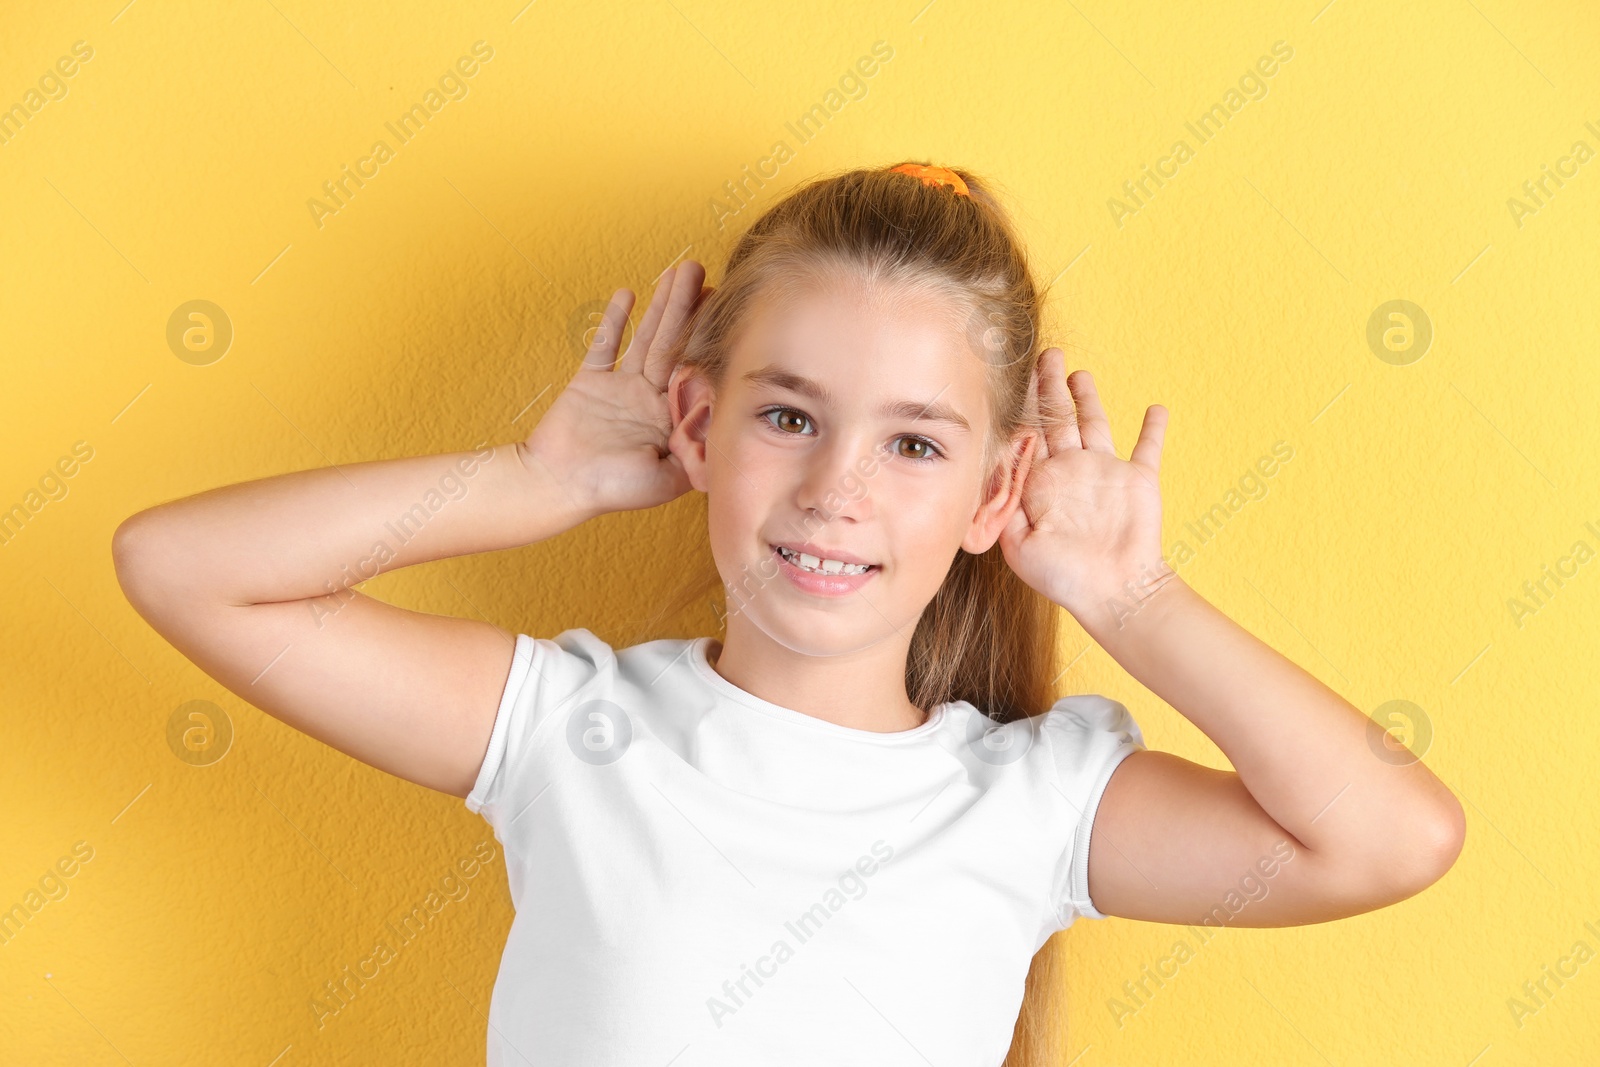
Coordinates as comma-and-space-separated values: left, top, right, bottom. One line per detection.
778, 546, 872, 575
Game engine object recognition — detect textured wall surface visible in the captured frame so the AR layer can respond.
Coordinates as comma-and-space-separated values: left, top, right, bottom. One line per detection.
3, 1, 1598, 1064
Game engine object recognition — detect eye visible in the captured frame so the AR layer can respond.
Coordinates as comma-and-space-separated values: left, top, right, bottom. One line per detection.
891, 435, 944, 464
760, 406, 814, 435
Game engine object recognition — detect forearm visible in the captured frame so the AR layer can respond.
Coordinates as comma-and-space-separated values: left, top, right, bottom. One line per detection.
114, 441, 591, 609
1068, 575, 1464, 882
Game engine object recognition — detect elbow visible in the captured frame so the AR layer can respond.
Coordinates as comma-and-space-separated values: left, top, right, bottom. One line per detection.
1419, 792, 1467, 884
112, 508, 176, 617
1306, 795, 1467, 917
111, 512, 143, 597
1383, 794, 1467, 900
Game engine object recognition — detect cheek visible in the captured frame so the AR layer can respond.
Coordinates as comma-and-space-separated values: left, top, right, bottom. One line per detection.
882, 467, 975, 528
705, 472, 752, 548
873, 476, 974, 579
706, 432, 775, 539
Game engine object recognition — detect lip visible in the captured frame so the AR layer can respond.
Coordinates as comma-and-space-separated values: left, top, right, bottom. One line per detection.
769, 542, 880, 597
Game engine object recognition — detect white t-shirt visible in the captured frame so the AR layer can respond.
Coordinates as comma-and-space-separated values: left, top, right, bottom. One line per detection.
465, 628, 1145, 1067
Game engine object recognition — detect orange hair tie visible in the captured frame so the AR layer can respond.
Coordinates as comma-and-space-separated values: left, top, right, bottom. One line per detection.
889, 163, 971, 198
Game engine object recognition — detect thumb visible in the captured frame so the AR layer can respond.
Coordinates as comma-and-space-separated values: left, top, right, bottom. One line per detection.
998, 495, 1030, 558
657, 449, 693, 498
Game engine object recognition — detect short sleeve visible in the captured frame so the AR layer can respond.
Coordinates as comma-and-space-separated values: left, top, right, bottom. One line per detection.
465, 628, 614, 833
1041, 694, 1146, 928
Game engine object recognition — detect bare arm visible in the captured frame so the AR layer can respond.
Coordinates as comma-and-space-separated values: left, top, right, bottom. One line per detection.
998, 355, 1465, 928
113, 261, 710, 797
1080, 575, 1465, 927
113, 445, 589, 797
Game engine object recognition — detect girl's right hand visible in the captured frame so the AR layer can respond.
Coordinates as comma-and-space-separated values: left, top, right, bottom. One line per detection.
520, 260, 711, 518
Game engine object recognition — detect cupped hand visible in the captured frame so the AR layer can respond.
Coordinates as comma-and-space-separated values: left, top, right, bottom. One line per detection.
998, 349, 1175, 622
520, 260, 712, 517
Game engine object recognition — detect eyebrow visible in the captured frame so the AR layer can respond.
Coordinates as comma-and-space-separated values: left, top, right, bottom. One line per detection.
740, 366, 972, 432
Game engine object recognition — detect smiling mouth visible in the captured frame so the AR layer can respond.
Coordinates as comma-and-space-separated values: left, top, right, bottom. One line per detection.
771, 545, 878, 576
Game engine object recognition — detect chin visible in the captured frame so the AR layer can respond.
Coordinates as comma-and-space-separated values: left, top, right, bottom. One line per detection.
733, 606, 904, 659
715, 553, 911, 658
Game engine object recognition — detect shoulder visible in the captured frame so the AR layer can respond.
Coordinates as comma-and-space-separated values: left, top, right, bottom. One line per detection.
612, 632, 704, 683
947, 694, 1144, 754
510, 627, 618, 692
1035, 693, 1147, 802
523, 628, 706, 693
535, 627, 616, 663
1039, 694, 1145, 743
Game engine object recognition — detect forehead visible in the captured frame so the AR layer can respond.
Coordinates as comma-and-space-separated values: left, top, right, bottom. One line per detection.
726, 272, 990, 412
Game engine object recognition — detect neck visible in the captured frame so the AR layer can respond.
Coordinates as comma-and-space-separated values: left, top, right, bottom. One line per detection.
710, 615, 928, 733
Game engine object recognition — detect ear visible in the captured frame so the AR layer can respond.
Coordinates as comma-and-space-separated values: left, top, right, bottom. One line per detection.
961, 429, 1039, 554
666, 364, 716, 493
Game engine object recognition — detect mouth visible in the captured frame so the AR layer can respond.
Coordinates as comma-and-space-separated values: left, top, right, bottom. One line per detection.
767, 542, 882, 597
769, 543, 879, 576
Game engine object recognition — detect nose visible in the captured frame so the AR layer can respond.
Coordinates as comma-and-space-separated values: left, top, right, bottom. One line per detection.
794, 432, 876, 524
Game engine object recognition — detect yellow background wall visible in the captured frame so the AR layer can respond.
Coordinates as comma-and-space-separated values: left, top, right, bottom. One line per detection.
3, 1, 1597, 1063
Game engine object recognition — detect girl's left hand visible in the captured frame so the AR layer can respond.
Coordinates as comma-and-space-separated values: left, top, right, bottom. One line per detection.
998, 349, 1175, 623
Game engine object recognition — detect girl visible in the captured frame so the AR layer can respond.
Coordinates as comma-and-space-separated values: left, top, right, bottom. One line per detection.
113, 163, 1465, 1066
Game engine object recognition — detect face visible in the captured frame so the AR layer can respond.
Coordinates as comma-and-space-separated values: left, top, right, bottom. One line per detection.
669, 271, 1033, 657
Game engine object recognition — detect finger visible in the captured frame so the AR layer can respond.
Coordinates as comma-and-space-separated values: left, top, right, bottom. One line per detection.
642, 261, 708, 390
659, 449, 692, 497
615, 267, 676, 375
581, 288, 635, 371
1129, 404, 1168, 474
1066, 369, 1115, 453
1018, 351, 1041, 436
999, 490, 1031, 555
1001, 435, 1046, 543
1036, 349, 1081, 454
1016, 431, 1044, 504
650, 281, 715, 393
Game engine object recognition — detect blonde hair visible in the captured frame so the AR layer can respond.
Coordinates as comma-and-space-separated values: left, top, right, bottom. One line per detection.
648, 163, 1073, 1064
